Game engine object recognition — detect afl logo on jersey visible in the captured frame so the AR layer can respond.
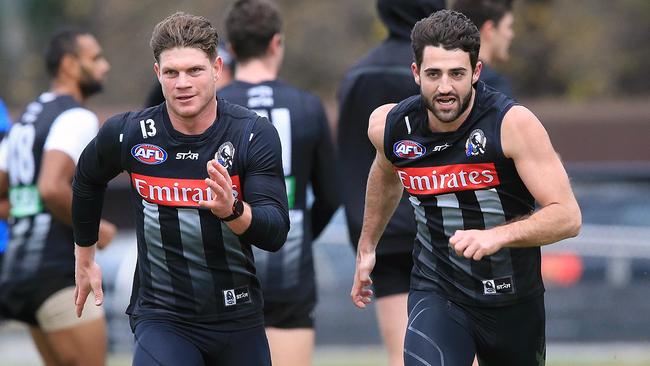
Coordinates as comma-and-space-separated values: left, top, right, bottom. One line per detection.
131, 143, 168, 165
394, 140, 426, 159
465, 129, 487, 157
216, 141, 235, 170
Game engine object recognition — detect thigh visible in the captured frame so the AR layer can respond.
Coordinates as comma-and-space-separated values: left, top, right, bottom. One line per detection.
475, 296, 546, 366
133, 320, 204, 366
372, 252, 412, 298
405, 290, 476, 366
215, 325, 271, 366
265, 327, 314, 366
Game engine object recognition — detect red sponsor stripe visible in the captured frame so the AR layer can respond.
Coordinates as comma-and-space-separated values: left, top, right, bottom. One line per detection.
131, 173, 242, 207
395, 163, 500, 195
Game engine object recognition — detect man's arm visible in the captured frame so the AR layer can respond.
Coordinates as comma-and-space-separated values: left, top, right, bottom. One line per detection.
350, 103, 403, 309
200, 117, 290, 252
449, 105, 582, 260
73, 116, 124, 316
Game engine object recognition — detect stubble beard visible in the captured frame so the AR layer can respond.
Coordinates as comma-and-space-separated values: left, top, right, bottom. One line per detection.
422, 87, 473, 123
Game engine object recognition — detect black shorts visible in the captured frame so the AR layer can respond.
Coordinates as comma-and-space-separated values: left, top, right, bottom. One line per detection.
133, 319, 271, 366
371, 252, 412, 298
0, 274, 74, 326
405, 290, 545, 366
263, 290, 316, 329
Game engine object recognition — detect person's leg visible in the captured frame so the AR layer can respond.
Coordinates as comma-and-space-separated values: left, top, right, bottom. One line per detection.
375, 293, 408, 366
28, 326, 60, 366
36, 286, 107, 366
133, 319, 205, 366
217, 325, 272, 366
474, 296, 546, 366
404, 290, 476, 366
262, 295, 316, 366
372, 252, 412, 366
266, 327, 315, 366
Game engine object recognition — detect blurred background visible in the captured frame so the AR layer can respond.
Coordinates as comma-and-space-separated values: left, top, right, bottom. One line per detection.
1, 0, 649, 365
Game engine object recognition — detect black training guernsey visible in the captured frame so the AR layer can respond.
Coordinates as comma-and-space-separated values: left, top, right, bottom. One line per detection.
72, 98, 289, 330
1, 93, 98, 283
219, 80, 339, 301
384, 82, 543, 307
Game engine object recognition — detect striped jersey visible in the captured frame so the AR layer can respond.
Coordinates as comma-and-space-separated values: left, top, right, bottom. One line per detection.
1, 93, 98, 283
72, 99, 289, 329
219, 80, 339, 301
384, 82, 543, 306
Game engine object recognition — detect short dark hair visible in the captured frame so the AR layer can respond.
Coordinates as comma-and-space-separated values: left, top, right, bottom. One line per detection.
225, 0, 282, 63
411, 10, 481, 70
44, 27, 89, 78
150, 12, 219, 63
452, 0, 514, 29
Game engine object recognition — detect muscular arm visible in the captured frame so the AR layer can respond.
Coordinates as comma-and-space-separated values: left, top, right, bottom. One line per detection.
450, 106, 582, 260
351, 103, 402, 308
38, 150, 75, 225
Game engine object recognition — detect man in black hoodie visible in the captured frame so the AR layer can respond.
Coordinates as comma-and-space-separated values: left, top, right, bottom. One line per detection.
337, 1, 444, 365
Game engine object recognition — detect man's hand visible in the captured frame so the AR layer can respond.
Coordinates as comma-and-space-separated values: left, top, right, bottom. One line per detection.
97, 219, 117, 250
199, 159, 235, 218
74, 245, 103, 317
350, 247, 376, 309
449, 229, 503, 261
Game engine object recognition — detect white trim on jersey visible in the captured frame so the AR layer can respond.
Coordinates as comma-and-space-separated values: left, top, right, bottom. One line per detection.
43, 107, 99, 164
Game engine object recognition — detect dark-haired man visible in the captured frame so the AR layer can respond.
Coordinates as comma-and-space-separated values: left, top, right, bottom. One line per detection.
219, 1, 339, 365
351, 9, 581, 366
453, 0, 515, 97
0, 27, 114, 366
73, 12, 288, 366
337, 1, 445, 365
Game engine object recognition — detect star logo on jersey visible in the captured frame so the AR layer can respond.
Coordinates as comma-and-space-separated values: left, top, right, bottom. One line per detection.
223, 286, 251, 307
465, 129, 487, 157
216, 142, 235, 170
482, 276, 514, 295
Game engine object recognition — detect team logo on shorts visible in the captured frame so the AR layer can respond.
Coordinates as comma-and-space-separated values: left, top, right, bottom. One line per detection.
482, 276, 514, 295
216, 141, 235, 170
394, 140, 426, 159
465, 129, 487, 157
223, 286, 251, 307
131, 143, 167, 165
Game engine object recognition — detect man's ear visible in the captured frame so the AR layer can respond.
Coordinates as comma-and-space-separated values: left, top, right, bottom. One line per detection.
59, 53, 78, 78
269, 33, 283, 55
154, 63, 160, 78
213, 56, 223, 82
480, 20, 497, 41
411, 62, 421, 86
473, 60, 483, 84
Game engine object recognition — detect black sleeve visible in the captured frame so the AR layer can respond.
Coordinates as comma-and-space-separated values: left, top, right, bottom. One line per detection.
143, 81, 165, 108
238, 117, 290, 252
72, 115, 125, 246
309, 100, 340, 240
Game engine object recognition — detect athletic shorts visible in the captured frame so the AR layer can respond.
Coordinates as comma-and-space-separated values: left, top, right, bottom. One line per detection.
405, 290, 546, 366
372, 252, 413, 298
0, 275, 102, 330
133, 319, 271, 366
263, 288, 316, 329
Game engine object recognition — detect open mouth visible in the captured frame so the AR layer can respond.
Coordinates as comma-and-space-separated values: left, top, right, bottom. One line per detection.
436, 95, 457, 107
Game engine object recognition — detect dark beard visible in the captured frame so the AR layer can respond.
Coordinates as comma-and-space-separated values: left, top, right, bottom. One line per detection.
79, 67, 103, 98
421, 86, 473, 123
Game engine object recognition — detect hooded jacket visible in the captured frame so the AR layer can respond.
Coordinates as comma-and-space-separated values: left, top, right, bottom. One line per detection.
337, 0, 445, 253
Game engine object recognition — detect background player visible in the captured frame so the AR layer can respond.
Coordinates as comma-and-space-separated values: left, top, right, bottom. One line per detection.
72, 12, 289, 366
0, 27, 115, 366
220, 1, 339, 365
452, 0, 516, 97
351, 9, 581, 365
337, 1, 445, 365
